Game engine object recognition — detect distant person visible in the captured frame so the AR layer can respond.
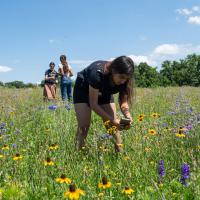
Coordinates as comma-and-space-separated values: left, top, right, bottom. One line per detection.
58, 55, 73, 102
43, 62, 58, 101
73, 56, 135, 152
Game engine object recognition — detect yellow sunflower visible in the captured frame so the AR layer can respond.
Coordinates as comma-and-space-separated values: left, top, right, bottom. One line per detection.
64, 184, 85, 200
122, 187, 134, 195
0, 154, 4, 158
98, 177, 112, 189
13, 153, 23, 161
56, 174, 71, 184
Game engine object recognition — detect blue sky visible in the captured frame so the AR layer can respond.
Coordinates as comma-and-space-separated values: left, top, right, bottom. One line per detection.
0, 0, 200, 83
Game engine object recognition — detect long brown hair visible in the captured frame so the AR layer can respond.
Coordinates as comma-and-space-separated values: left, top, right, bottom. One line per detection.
60, 55, 69, 74
109, 56, 135, 105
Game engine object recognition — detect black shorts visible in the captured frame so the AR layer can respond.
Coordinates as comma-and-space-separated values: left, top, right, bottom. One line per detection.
73, 77, 114, 105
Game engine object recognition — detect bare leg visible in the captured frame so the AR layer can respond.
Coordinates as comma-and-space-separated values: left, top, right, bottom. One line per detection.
74, 103, 91, 150
100, 103, 123, 152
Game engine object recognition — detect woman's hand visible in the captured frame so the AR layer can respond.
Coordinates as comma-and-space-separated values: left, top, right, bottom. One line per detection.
111, 118, 121, 128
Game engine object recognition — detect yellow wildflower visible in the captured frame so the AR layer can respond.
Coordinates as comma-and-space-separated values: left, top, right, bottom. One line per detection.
56, 174, 71, 184
13, 153, 23, 161
48, 143, 59, 150
175, 132, 186, 138
2, 144, 9, 150
148, 129, 157, 136
122, 187, 134, 195
44, 157, 54, 166
64, 184, 85, 200
98, 177, 112, 189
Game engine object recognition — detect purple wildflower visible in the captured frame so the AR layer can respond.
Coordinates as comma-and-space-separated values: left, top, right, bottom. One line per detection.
167, 111, 175, 115
0, 122, 6, 129
100, 133, 113, 140
180, 163, 190, 186
158, 160, 165, 182
48, 105, 57, 110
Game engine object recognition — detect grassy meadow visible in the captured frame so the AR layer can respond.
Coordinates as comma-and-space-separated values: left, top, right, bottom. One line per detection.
0, 86, 199, 200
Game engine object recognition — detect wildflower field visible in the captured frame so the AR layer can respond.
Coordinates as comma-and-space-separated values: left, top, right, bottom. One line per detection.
0, 87, 199, 200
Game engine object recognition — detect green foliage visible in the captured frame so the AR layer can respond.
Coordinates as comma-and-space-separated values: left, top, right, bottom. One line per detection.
0, 87, 199, 199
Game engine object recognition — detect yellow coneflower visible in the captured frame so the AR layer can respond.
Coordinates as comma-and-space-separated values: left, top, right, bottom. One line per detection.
64, 184, 85, 200
122, 187, 134, 195
138, 117, 144, 122
104, 120, 110, 129
98, 177, 112, 189
44, 157, 54, 166
148, 129, 157, 136
56, 174, 71, 184
179, 127, 187, 132
107, 127, 117, 135
175, 132, 186, 138
0, 154, 4, 158
2, 144, 9, 150
138, 114, 145, 118
48, 143, 59, 150
151, 113, 160, 118
13, 153, 23, 161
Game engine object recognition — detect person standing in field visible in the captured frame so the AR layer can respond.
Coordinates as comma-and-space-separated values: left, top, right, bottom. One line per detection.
58, 55, 73, 102
73, 56, 135, 152
43, 62, 58, 101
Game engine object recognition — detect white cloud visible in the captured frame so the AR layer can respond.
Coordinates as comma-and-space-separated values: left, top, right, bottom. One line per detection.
128, 55, 152, 65
176, 6, 200, 25
176, 8, 193, 16
192, 6, 200, 12
154, 44, 180, 55
0, 65, 13, 72
188, 16, 200, 25
127, 43, 200, 69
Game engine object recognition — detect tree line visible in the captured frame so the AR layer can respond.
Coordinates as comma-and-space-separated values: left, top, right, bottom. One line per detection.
0, 54, 200, 88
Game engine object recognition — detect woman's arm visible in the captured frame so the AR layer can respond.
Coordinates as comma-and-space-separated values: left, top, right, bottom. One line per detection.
89, 86, 116, 122
69, 68, 73, 76
59, 67, 65, 76
119, 91, 132, 120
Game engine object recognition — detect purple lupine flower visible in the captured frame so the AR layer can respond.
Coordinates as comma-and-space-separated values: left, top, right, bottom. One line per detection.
158, 160, 165, 181
0, 122, 6, 129
167, 111, 175, 115
180, 163, 190, 186
188, 107, 193, 113
48, 105, 57, 110
100, 133, 113, 140
185, 124, 192, 131
12, 143, 17, 148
